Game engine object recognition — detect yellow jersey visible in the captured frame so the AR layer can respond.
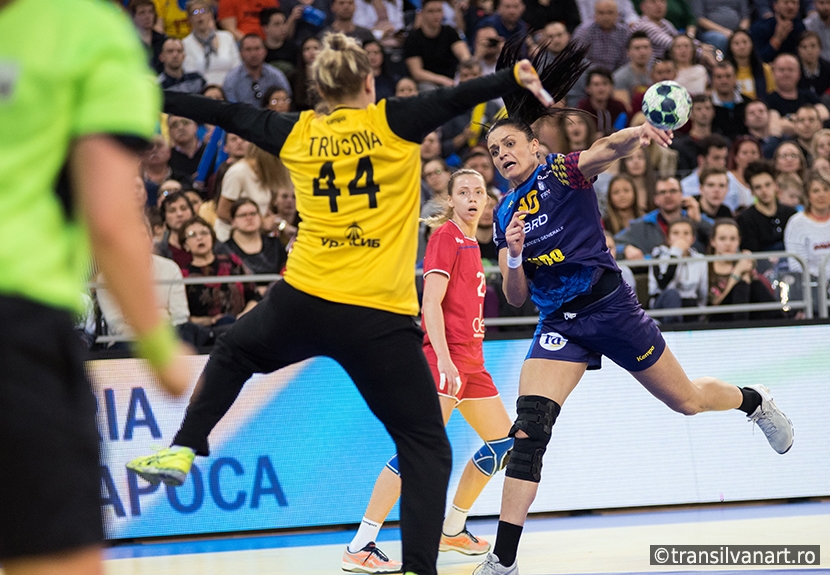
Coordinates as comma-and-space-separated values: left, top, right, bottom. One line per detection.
279, 102, 422, 315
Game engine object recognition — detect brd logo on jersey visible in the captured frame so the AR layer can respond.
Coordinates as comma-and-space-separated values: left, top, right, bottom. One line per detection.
539, 332, 567, 351
518, 190, 539, 214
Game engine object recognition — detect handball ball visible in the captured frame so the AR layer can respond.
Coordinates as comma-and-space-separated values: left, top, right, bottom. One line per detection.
642, 81, 692, 131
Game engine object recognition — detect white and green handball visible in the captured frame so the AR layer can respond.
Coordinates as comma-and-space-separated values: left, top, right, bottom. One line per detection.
641, 81, 692, 131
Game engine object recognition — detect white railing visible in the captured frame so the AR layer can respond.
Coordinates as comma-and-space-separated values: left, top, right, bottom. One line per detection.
819, 252, 830, 320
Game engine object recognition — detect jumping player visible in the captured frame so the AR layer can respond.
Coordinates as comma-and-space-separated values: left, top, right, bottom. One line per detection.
126, 34, 586, 575
342, 169, 513, 574
0, 1, 190, 574
473, 47, 795, 575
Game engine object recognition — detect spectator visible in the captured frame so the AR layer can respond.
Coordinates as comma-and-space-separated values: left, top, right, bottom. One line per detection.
179, 216, 261, 328
473, 25, 504, 76
577, 0, 640, 27
669, 33, 708, 95
168, 115, 205, 180
784, 168, 830, 294
619, 145, 657, 212
141, 135, 174, 205
804, 0, 830, 61
631, 59, 679, 123
462, 146, 503, 196
441, 60, 504, 158
728, 135, 763, 204
223, 34, 292, 105
578, 68, 628, 136
682, 134, 751, 210
612, 31, 652, 112
739, 159, 798, 251
810, 127, 830, 162
604, 230, 639, 290
263, 86, 292, 111
157, 179, 185, 205
215, 144, 289, 241
603, 174, 644, 234
475, 188, 501, 262
421, 130, 442, 164
774, 139, 809, 180
797, 31, 830, 99
663, 0, 698, 37
689, 0, 750, 54
751, 0, 806, 63
727, 29, 775, 100
269, 186, 300, 246
365, 39, 399, 102
395, 76, 418, 97
156, 191, 197, 268
404, 0, 471, 90
461, 0, 497, 43
158, 37, 208, 92
129, 0, 167, 73
708, 218, 782, 322
711, 61, 750, 140
536, 22, 589, 107
155, 0, 191, 38
203, 132, 251, 224
615, 175, 712, 259
218, 0, 279, 41
183, 0, 241, 85
422, 159, 452, 212
573, 0, 631, 74
633, 0, 717, 65
96, 219, 192, 345
693, 166, 735, 218
777, 171, 806, 206
557, 111, 598, 153
479, 0, 529, 41
225, 198, 287, 283
353, 0, 407, 44
648, 218, 708, 323
744, 99, 785, 157
321, 0, 376, 44
293, 36, 323, 111
261, 8, 299, 77
793, 103, 823, 163
672, 94, 715, 173
283, 0, 330, 44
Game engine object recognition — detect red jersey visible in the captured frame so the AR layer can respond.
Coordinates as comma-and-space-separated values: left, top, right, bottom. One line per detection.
422, 220, 486, 369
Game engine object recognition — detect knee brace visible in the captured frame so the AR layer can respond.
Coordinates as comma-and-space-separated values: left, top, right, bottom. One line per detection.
385, 454, 400, 476
505, 395, 561, 483
471, 437, 513, 477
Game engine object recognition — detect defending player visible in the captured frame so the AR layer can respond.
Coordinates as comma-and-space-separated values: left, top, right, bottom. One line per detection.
0, 2, 190, 574
125, 34, 586, 575
342, 170, 513, 574
473, 43, 795, 575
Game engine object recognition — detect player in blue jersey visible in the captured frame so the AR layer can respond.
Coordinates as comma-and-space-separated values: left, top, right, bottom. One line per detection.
473, 44, 795, 575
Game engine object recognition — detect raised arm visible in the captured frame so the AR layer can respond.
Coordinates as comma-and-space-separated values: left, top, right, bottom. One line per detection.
387, 61, 555, 143
577, 123, 671, 180
164, 91, 299, 156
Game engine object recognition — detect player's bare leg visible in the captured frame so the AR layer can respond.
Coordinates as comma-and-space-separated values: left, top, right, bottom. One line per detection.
3, 546, 103, 575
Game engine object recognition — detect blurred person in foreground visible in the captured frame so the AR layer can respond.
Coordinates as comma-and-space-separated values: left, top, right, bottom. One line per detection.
0, 1, 190, 575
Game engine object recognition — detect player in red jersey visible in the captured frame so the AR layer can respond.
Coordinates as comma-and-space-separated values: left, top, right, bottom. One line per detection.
342, 169, 514, 574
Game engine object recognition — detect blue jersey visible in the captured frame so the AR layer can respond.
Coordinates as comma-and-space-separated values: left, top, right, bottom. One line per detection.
494, 151, 619, 318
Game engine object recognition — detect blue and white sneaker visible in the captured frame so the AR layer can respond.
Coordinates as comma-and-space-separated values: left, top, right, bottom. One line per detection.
473, 553, 519, 575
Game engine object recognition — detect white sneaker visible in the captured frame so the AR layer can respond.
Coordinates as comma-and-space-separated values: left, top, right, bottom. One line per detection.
473, 553, 518, 575
746, 385, 793, 454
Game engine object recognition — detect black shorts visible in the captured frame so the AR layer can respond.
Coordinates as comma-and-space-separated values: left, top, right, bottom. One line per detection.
0, 296, 102, 559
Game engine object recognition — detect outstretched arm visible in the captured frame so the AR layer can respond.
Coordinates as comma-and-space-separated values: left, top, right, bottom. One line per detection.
578, 123, 672, 180
386, 61, 555, 143
164, 92, 299, 157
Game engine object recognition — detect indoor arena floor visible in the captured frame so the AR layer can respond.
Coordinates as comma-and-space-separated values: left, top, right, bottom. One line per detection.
100, 500, 830, 575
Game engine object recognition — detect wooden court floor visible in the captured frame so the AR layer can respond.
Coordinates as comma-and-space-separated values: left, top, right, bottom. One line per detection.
96, 501, 829, 575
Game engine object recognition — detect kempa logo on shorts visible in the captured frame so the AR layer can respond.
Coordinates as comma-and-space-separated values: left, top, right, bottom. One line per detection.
539, 331, 567, 351
637, 345, 656, 362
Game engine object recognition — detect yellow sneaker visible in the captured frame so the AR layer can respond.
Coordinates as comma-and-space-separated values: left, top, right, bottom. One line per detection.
126, 446, 195, 486
439, 527, 491, 555
341, 542, 402, 574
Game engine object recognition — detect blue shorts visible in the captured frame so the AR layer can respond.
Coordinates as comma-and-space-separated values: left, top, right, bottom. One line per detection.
526, 282, 666, 372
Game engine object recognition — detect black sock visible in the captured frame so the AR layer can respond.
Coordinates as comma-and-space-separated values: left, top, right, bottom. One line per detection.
737, 387, 762, 415
492, 520, 523, 567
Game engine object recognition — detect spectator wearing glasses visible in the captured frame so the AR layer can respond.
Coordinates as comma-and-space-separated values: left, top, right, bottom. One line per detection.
263, 86, 292, 111
158, 37, 208, 93
183, 0, 241, 85
223, 34, 292, 105
225, 198, 288, 287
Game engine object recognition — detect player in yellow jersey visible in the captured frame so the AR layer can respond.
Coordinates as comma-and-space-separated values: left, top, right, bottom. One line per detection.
126, 33, 586, 575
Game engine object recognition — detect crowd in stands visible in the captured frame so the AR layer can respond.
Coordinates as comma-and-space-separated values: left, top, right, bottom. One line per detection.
80, 0, 830, 346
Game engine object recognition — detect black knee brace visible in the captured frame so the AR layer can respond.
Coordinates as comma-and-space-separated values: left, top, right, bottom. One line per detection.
505, 395, 561, 483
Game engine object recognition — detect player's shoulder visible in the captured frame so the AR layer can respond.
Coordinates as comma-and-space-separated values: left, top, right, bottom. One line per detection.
431, 220, 464, 241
